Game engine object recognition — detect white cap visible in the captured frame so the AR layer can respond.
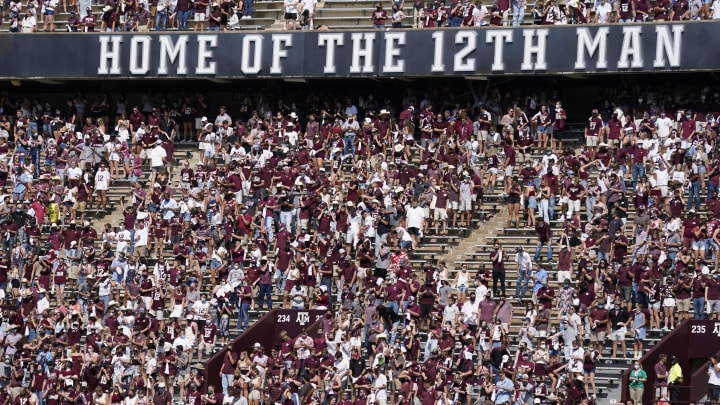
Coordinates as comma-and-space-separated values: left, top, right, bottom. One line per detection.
201, 116, 208, 122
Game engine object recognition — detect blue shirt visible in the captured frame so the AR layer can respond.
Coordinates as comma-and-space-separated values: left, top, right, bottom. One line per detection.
533, 268, 548, 293
494, 377, 514, 404
13, 172, 29, 194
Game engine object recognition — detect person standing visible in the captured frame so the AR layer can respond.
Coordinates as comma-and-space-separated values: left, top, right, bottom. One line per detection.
490, 243, 506, 298
494, 371, 515, 404
534, 219, 553, 262
513, 246, 531, 299
654, 353, 669, 402
707, 354, 720, 404
628, 360, 647, 403
668, 356, 683, 405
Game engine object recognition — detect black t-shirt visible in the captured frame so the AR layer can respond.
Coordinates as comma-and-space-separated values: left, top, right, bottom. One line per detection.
609, 308, 630, 330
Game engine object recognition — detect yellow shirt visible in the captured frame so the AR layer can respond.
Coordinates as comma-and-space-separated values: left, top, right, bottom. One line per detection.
669, 363, 683, 384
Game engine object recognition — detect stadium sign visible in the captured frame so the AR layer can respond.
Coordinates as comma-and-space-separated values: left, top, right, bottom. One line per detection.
1, 23, 717, 79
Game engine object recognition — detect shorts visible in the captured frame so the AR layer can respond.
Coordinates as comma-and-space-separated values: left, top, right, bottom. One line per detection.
44, 8, 54, 15
676, 298, 691, 312
194, 13, 206, 21
479, 130, 489, 141
590, 330, 606, 342
662, 297, 676, 307
504, 165, 514, 177
459, 200, 471, 212
608, 326, 626, 341
450, 201, 458, 211
650, 301, 660, 310
285, 12, 297, 19
586, 136, 598, 147
488, 167, 498, 175
422, 207, 430, 218
557, 270, 571, 283
134, 245, 148, 258
537, 125, 548, 134
619, 285, 632, 302
709, 300, 720, 313
434, 208, 447, 221
408, 227, 420, 236
420, 303, 433, 317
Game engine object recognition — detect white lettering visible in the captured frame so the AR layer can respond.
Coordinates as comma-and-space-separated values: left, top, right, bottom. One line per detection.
521, 28, 548, 71
350, 32, 376, 74
382, 32, 406, 73
241, 34, 264, 75
653, 25, 684, 68
270, 34, 293, 75
487, 30, 513, 72
453, 31, 477, 72
574, 27, 609, 70
617, 26, 644, 69
97, 36, 122, 75
318, 33, 344, 74
196, 35, 217, 75
129, 36, 151, 75
158, 35, 189, 75
431, 31, 445, 72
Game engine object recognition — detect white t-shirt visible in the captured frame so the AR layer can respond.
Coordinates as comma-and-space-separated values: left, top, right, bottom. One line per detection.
655, 116, 674, 138
135, 225, 149, 247
373, 373, 388, 401
95, 169, 111, 191
712, 0, 720, 18
150, 145, 167, 167
67, 166, 83, 180
406, 206, 425, 229
284, 0, 297, 13
595, 2, 612, 22
302, 0, 316, 13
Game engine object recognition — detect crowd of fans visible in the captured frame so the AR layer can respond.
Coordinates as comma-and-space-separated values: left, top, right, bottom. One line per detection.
0, 83, 715, 405
5, 0, 720, 33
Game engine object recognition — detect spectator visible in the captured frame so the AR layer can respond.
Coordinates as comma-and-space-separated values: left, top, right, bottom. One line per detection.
372, 2, 388, 27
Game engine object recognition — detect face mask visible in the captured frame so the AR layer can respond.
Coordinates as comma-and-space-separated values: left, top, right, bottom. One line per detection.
634, 365, 640, 370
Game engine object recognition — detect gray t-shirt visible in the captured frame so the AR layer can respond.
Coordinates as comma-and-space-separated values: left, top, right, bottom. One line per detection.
375, 247, 390, 270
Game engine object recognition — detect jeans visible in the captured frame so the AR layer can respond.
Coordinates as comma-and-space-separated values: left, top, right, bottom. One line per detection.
129, 229, 136, 256
279, 211, 293, 232
177, 10, 189, 30
156, 11, 167, 30
244, 0, 253, 16
512, 3, 525, 25
264, 216, 275, 242
687, 180, 700, 211
586, 195, 596, 221
597, 251, 610, 264
548, 195, 556, 221
515, 268, 529, 298
238, 303, 250, 330
274, 268, 285, 291
30, 148, 41, 177
534, 241, 552, 262
708, 182, 719, 201
693, 297, 705, 319
344, 134, 355, 157
423, 338, 438, 361
448, 15, 461, 27
221, 373, 234, 396
258, 284, 272, 309
631, 162, 645, 190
